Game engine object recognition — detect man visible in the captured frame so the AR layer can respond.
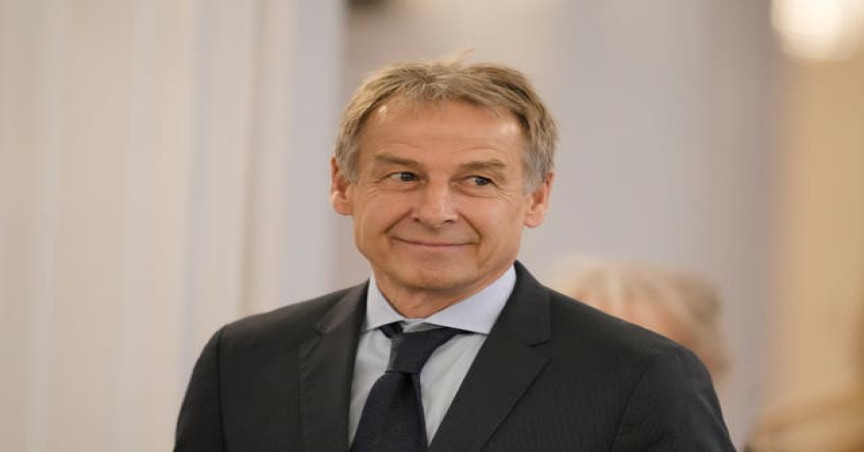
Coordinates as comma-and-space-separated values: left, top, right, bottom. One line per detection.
175, 57, 735, 451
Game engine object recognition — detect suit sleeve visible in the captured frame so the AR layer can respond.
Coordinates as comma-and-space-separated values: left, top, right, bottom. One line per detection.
174, 327, 226, 452
610, 346, 736, 452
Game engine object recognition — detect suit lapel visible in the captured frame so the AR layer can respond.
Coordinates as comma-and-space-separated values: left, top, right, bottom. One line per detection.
298, 283, 367, 452
429, 263, 551, 452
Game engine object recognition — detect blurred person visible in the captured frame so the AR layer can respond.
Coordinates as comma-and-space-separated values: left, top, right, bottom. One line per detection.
547, 256, 731, 385
174, 56, 734, 451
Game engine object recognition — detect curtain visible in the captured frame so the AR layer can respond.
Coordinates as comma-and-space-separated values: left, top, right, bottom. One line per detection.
0, 0, 343, 450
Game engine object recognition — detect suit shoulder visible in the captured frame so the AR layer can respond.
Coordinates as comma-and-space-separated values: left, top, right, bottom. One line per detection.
545, 288, 695, 364
221, 284, 364, 345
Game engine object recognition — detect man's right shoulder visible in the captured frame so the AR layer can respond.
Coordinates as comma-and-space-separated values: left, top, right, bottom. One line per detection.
218, 283, 366, 347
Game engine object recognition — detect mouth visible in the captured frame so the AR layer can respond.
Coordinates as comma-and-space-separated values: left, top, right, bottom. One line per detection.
392, 237, 471, 250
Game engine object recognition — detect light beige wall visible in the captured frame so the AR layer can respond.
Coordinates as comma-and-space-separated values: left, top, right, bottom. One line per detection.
774, 50, 864, 409
753, 43, 864, 451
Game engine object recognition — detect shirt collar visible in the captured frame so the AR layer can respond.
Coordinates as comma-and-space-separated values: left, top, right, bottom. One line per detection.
364, 265, 516, 335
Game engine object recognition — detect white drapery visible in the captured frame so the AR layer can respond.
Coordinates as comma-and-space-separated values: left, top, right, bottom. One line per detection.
0, 1, 343, 450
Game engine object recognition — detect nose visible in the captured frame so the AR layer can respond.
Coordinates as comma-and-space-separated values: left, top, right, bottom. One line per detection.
412, 181, 458, 227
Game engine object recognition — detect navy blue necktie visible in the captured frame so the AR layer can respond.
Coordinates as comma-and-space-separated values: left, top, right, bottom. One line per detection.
351, 323, 463, 452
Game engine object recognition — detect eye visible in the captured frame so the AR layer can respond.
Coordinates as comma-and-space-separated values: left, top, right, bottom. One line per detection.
469, 176, 493, 186
387, 171, 418, 182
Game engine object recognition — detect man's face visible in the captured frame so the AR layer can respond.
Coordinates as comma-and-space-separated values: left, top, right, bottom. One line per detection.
331, 100, 552, 313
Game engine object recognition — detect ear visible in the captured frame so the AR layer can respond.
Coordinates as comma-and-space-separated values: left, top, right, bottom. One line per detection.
330, 156, 354, 216
524, 172, 553, 228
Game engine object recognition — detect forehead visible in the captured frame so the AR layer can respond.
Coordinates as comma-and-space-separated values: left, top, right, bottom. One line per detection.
358, 99, 524, 153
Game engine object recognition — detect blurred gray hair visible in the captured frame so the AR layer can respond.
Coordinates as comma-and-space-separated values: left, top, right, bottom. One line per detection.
548, 256, 731, 382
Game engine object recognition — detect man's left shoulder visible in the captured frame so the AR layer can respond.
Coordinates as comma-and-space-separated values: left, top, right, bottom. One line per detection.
542, 288, 711, 376
542, 289, 733, 448
511, 262, 691, 365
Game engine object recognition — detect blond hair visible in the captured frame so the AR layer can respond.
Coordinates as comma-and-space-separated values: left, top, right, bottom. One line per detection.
334, 56, 558, 190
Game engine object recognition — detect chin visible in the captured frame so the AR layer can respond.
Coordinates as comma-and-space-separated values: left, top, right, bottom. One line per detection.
401, 266, 474, 292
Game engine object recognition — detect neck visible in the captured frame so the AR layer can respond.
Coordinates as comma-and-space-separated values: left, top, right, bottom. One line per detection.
373, 268, 510, 318
380, 287, 471, 319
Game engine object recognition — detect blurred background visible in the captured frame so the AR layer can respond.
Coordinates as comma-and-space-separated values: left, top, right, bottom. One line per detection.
1, 0, 862, 450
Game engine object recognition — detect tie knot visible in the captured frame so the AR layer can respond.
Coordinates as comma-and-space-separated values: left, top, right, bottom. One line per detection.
380, 323, 463, 374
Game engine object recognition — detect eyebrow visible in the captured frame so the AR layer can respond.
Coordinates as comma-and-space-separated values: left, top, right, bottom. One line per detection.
458, 159, 508, 173
373, 153, 509, 173
373, 153, 421, 169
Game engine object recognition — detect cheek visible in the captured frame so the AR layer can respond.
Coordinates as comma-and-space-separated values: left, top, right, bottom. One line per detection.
354, 193, 408, 231
467, 200, 529, 238
482, 195, 533, 224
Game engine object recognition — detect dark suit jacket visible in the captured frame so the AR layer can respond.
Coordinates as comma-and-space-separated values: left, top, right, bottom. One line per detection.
175, 262, 735, 451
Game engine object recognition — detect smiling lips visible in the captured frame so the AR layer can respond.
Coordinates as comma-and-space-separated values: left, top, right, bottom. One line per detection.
392, 237, 472, 249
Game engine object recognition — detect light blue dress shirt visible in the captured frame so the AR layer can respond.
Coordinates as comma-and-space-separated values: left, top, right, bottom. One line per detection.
348, 265, 516, 444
